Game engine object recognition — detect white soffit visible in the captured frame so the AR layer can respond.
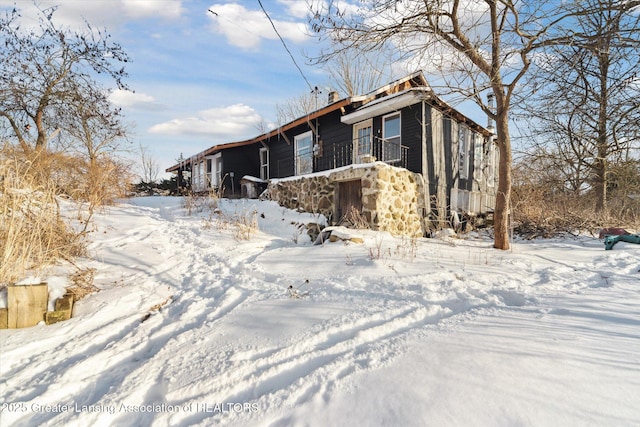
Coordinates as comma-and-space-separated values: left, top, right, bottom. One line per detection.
341, 89, 430, 125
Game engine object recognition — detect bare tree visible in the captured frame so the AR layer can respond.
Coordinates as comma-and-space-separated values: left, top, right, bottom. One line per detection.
0, 6, 129, 156
51, 76, 130, 170
324, 50, 390, 97
516, 0, 640, 213
275, 90, 320, 124
276, 50, 392, 124
139, 143, 161, 186
309, 0, 639, 249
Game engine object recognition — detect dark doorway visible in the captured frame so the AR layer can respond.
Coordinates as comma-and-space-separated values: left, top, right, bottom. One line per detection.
336, 179, 363, 224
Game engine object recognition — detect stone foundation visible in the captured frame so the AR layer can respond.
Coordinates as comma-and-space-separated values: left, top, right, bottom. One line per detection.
262, 162, 427, 237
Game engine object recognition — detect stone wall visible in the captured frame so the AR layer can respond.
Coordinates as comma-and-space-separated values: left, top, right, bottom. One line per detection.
262, 162, 427, 237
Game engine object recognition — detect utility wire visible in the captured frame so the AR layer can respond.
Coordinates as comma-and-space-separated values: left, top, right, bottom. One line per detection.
257, 0, 314, 91
208, 9, 258, 38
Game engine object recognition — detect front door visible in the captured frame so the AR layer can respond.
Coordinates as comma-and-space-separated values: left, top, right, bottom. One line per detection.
336, 180, 363, 224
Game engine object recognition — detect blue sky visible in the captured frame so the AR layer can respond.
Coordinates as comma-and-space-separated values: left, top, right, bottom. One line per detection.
3, 0, 351, 177
4, 0, 488, 179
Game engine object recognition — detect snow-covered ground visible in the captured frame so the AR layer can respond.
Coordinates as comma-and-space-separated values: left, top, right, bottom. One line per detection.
1, 196, 638, 427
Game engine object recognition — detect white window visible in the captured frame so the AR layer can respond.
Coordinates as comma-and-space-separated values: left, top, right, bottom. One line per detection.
473, 131, 482, 181
487, 140, 496, 187
353, 119, 373, 163
206, 158, 213, 188
212, 153, 222, 187
295, 131, 313, 175
259, 147, 269, 180
458, 124, 470, 180
383, 113, 401, 162
195, 161, 204, 191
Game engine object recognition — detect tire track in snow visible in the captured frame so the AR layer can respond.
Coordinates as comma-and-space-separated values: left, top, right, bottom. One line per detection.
1, 204, 258, 427
30, 291, 244, 426
171, 303, 446, 426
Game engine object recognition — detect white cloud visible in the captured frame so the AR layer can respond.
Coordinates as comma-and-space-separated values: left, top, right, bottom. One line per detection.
109, 90, 167, 111
3, 0, 184, 31
277, 0, 311, 19
207, 3, 309, 50
148, 104, 264, 138
122, 0, 184, 19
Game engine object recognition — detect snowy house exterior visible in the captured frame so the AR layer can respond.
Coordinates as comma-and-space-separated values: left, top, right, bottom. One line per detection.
166, 71, 498, 232
169, 139, 263, 196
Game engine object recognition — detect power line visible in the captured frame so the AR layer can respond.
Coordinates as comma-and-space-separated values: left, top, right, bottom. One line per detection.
256, 0, 314, 91
208, 9, 259, 38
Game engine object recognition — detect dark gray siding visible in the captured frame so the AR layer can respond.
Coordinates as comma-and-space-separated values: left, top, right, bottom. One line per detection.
221, 144, 261, 196
457, 128, 477, 192
265, 131, 296, 178
426, 113, 437, 199
266, 110, 356, 177
442, 117, 453, 209
315, 110, 354, 171
264, 102, 439, 180
400, 104, 423, 174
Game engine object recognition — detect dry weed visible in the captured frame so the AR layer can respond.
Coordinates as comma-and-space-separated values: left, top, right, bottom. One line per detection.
231, 210, 258, 241
512, 164, 640, 238
0, 148, 87, 287
67, 267, 99, 301
339, 206, 370, 229
394, 235, 418, 261
183, 190, 219, 216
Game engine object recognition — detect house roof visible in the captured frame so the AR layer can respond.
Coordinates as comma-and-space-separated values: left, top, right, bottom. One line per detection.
165, 70, 490, 172
351, 70, 429, 103
341, 88, 432, 124
342, 87, 493, 137
165, 98, 352, 172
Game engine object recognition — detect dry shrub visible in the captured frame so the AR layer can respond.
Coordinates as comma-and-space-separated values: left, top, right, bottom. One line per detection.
0, 147, 87, 287
339, 206, 370, 229
394, 235, 418, 261
67, 267, 99, 301
47, 152, 133, 206
183, 191, 258, 240
368, 235, 387, 260
183, 190, 219, 216
512, 162, 639, 239
230, 210, 258, 240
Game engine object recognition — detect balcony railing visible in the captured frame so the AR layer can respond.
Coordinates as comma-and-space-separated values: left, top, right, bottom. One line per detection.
330, 137, 409, 170
276, 138, 409, 178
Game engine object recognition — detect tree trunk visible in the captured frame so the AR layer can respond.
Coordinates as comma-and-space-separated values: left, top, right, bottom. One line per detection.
594, 46, 610, 213
493, 109, 512, 250
593, 157, 607, 213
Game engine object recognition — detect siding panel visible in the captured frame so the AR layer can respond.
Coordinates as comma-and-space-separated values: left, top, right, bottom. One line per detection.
222, 144, 262, 196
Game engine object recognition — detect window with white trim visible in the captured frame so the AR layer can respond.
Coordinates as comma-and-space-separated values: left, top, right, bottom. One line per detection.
353, 119, 373, 163
213, 153, 222, 187
458, 124, 470, 180
195, 161, 204, 190
259, 147, 269, 180
206, 158, 213, 188
383, 113, 401, 162
295, 131, 313, 175
473, 131, 482, 181
487, 140, 496, 187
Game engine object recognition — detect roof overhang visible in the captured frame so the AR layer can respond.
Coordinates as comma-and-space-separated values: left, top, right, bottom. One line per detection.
350, 70, 429, 103
166, 98, 352, 173
342, 87, 493, 138
341, 88, 431, 125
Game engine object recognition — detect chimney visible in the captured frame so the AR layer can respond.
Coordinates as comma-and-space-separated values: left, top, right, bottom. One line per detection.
327, 91, 339, 104
487, 93, 495, 133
